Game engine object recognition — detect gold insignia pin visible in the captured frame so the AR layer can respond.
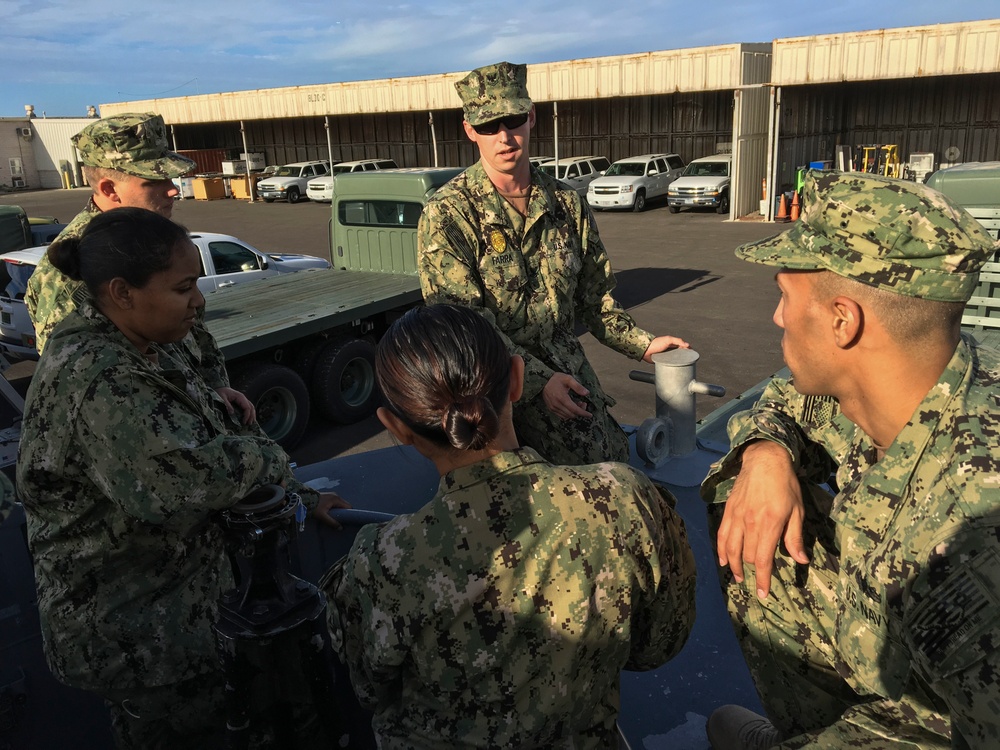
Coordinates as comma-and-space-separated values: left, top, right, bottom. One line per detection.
489, 229, 506, 255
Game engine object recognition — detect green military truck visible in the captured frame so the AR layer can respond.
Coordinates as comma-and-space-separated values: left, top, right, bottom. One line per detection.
0, 206, 32, 255
925, 162, 1000, 349
202, 167, 462, 448
925, 161, 1000, 242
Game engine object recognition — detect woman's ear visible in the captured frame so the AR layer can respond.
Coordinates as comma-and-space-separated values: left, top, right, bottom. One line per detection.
509, 355, 525, 404
376, 406, 415, 446
105, 278, 134, 310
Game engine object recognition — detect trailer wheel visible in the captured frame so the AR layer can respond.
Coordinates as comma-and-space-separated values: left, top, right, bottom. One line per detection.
232, 362, 310, 449
291, 338, 329, 383
311, 338, 378, 424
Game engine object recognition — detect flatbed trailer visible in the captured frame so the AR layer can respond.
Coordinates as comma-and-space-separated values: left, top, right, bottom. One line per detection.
196, 167, 463, 449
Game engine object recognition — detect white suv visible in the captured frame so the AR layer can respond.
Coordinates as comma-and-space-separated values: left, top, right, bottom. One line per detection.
537, 156, 611, 196
667, 154, 732, 214
587, 153, 685, 212
307, 159, 398, 202
257, 160, 330, 204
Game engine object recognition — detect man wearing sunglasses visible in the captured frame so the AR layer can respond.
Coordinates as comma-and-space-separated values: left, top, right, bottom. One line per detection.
417, 61, 689, 466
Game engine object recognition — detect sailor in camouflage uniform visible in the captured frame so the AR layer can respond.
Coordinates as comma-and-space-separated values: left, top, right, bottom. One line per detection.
701, 171, 1000, 749
323, 304, 697, 748
17, 208, 341, 748
417, 62, 689, 466
25, 112, 253, 420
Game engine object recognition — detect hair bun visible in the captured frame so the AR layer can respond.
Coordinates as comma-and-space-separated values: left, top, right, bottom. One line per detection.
444, 397, 500, 451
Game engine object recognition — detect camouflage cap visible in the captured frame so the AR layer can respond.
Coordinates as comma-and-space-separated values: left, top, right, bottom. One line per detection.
736, 170, 997, 302
454, 62, 532, 127
72, 113, 196, 180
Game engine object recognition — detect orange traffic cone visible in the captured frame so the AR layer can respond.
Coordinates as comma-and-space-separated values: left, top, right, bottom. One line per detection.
775, 193, 789, 223
761, 178, 767, 201
790, 191, 800, 221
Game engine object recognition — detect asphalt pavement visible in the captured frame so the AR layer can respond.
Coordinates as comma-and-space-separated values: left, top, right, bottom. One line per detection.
1, 187, 786, 465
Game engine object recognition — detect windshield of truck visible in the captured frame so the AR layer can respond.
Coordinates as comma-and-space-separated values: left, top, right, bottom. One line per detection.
339, 200, 424, 228
275, 166, 299, 177
540, 164, 567, 179
682, 161, 729, 177
332, 165, 355, 173
605, 162, 647, 177
0, 259, 35, 300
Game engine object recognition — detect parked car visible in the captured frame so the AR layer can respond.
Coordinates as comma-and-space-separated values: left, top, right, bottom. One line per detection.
587, 153, 685, 212
0, 234, 330, 360
257, 160, 330, 203
307, 159, 399, 202
537, 156, 611, 196
528, 156, 552, 167
667, 154, 732, 214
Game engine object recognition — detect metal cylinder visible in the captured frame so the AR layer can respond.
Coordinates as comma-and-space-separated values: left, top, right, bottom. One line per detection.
651, 349, 702, 456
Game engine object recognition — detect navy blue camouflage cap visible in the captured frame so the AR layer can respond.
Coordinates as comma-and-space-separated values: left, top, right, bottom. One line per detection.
736, 170, 997, 302
72, 113, 196, 180
454, 62, 533, 127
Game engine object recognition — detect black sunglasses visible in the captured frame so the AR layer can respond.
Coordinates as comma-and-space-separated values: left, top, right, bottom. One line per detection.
472, 113, 529, 135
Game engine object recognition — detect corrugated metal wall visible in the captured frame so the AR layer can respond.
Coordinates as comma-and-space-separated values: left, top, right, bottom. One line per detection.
773, 19, 1000, 85
774, 72, 1000, 190
170, 92, 738, 175
731, 50, 773, 218
16, 118, 92, 189
101, 44, 757, 125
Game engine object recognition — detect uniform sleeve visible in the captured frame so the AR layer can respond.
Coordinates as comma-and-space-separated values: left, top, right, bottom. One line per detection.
323, 522, 414, 710
0, 471, 14, 528
75, 366, 292, 529
572, 202, 653, 360
904, 519, 1000, 748
25, 250, 82, 356
417, 199, 556, 399
625, 476, 698, 671
701, 376, 846, 504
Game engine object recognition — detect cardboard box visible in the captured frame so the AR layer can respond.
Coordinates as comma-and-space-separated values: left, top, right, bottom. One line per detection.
193, 177, 227, 201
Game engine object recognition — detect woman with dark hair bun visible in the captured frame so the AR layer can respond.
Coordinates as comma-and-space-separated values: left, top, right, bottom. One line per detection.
324, 303, 697, 749
17, 207, 346, 749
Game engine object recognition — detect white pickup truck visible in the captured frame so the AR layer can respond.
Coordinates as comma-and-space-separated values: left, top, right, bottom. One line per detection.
0, 233, 329, 360
256, 160, 330, 203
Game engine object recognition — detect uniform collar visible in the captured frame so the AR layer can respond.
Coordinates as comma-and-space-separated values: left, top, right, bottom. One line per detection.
440, 446, 548, 494
834, 337, 975, 524
468, 161, 564, 232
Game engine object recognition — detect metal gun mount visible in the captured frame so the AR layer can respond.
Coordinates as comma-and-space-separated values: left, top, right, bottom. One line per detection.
629, 349, 725, 469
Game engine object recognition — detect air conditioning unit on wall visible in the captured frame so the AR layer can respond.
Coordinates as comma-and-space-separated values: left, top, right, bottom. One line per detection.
12, 178, 25, 188
18, 127, 32, 139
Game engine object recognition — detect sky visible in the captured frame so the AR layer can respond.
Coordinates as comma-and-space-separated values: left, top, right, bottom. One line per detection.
2, 1, 998, 118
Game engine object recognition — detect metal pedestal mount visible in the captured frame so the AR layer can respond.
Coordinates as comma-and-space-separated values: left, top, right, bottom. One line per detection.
629, 349, 725, 485
214, 484, 347, 750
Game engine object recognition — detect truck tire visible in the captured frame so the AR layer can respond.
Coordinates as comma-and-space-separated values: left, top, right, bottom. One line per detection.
311, 338, 378, 424
668, 206, 680, 214
632, 189, 646, 213
716, 192, 730, 215
232, 362, 310, 450
291, 338, 329, 383
287, 188, 301, 204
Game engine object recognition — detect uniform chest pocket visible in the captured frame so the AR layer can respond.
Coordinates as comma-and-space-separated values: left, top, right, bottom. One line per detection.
479, 238, 531, 329
835, 564, 911, 699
